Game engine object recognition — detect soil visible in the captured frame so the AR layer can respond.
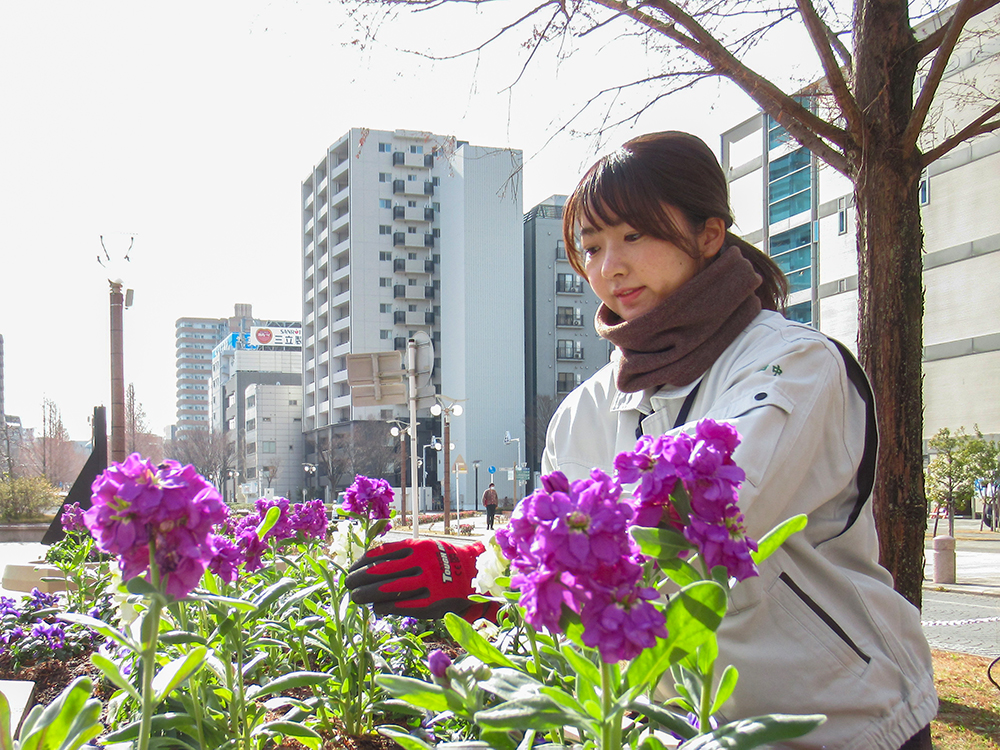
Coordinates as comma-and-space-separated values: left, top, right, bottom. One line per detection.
3, 648, 999, 748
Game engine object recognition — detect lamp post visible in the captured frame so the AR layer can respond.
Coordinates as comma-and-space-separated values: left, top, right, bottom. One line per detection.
302, 463, 317, 503
389, 421, 415, 526
472, 460, 481, 511
226, 469, 240, 505
504, 430, 522, 507
431, 397, 464, 533
421, 437, 443, 514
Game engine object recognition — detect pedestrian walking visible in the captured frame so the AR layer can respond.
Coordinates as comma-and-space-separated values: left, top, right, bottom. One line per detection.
482, 482, 498, 530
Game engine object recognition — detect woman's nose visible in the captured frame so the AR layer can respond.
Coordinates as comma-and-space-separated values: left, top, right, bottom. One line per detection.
600, 243, 626, 277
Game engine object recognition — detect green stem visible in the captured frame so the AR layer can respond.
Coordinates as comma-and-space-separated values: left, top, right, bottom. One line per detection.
137, 598, 163, 750
179, 607, 208, 749
601, 661, 622, 750
525, 624, 543, 676
698, 660, 715, 736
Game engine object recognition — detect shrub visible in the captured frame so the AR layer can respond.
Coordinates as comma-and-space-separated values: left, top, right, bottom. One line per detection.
0, 475, 59, 522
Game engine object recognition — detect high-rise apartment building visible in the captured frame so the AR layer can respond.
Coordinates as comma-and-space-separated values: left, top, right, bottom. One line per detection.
175, 316, 232, 434
301, 128, 525, 505
523, 195, 611, 477
721, 3, 1000, 441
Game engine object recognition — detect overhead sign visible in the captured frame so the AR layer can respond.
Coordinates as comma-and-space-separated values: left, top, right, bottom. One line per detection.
346, 351, 406, 407
250, 327, 302, 348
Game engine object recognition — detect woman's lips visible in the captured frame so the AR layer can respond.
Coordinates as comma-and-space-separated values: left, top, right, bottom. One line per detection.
614, 287, 644, 305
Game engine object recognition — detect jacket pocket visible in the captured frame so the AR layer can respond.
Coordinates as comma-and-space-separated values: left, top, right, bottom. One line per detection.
717, 383, 795, 490
770, 572, 871, 679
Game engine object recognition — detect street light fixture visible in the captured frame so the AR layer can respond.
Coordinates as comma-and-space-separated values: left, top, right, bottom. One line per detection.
421, 437, 444, 512
504, 430, 523, 506
302, 463, 317, 503
472, 460, 481, 511
431, 397, 464, 533
388, 420, 416, 526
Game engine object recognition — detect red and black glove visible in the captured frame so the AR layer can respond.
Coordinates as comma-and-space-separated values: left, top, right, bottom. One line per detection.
345, 538, 496, 621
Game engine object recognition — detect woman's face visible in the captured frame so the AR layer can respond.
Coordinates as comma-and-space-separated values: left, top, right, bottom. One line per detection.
580, 205, 723, 321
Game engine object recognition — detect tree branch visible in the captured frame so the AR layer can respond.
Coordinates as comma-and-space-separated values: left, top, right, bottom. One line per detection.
794, 0, 862, 139
913, 0, 1000, 61
903, 0, 978, 155
921, 102, 1000, 166
593, 0, 851, 172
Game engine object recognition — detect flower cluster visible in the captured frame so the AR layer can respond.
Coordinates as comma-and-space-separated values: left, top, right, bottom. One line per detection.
60, 502, 88, 534
616, 419, 758, 581
232, 496, 332, 573
497, 470, 666, 663
84, 454, 229, 598
342, 475, 393, 528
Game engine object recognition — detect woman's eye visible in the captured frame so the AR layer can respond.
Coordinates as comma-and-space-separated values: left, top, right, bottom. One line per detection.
584, 246, 600, 257
624, 232, 642, 242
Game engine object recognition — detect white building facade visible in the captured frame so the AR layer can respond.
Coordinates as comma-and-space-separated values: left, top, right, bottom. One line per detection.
301, 128, 525, 506
720, 3, 1000, 441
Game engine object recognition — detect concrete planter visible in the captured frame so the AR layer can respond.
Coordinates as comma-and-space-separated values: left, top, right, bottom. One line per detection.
1, 561, 74, 594
0, 524, 49, 543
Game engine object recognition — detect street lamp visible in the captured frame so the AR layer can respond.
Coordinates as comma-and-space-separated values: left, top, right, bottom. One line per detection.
421, 437, 443, 513
226, 469, 240, 505
302, 463, 317, 503
472, 460, 481, 511
431, 397, 464, 533
504, 430, 523, 506
388, 420, 416, 526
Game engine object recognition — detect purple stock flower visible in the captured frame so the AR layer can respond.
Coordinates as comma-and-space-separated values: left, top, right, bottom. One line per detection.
208, 536, 243, 584
683, 511, 759, 582
254, 497, 295, 540
85, 453, 229, 599
0, 596, 19, 617
427, 649, 452, 680
342, 475, 394, 525
60, 502, 88, 534
291, 498, 329, 540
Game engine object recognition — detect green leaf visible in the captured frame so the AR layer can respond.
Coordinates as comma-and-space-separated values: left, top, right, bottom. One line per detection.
18, 676, 93, 748
250, 578, 297, 619
678, 714, 826, 749
187, 593, 258, 612
710, 665, 739, 715
246, 671, 333, 701
443, 613, 517, 668
476, 694, 585, 733
479, 667, 545, 701
124, 576, 161, 597
378, 728, 438, 750
102, 712, 199, 742
252, 720, 323, 750
0, 688, 12, 750
152, 646, 208, 704
625, 699, 698, 741
751, 514, 808, 565
561, 646, 601, 686
537, 686, 593, 725
91, 653, 142, 702
631, 526, 694, 562
57, 612, 135, 652
257, 504, 282, 540
375, 676, 449, 713
158, 630, 209, 646
656, 557, 703, 588
148, 738, 200, 750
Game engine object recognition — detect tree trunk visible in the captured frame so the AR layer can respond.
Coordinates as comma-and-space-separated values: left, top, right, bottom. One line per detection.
853, 0, 927, 608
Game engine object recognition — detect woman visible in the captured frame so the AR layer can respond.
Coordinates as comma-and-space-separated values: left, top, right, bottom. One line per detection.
347, 132, 936, 749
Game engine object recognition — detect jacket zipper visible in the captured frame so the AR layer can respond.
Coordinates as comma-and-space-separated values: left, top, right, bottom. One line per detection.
779, 572, 871, 664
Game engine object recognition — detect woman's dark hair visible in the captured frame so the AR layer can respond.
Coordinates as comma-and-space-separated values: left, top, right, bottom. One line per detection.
562, 131, 787, 311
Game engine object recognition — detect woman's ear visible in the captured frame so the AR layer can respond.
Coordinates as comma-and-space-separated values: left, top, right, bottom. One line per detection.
698, 217, 727, 259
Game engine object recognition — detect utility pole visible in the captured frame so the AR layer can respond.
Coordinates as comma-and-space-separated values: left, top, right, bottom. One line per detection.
109, 280, 126, 463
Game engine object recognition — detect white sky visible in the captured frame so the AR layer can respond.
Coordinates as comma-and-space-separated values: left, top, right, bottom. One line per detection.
1, 0, 818, 441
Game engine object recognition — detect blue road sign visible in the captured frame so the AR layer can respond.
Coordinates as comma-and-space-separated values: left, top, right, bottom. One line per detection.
488, 465, 496, 474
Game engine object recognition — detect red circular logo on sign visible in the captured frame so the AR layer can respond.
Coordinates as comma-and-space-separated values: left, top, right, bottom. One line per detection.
255, 329, 273, 344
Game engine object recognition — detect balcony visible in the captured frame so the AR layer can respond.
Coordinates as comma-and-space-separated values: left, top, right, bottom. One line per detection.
556, 279, 585, 294
393, 231, 431, 249
392, 151, 433, 169
556, 347, 585, 361
393, 258, 432, 275
556, 312, 584, 327
393, 205, 432, 222
393, 178, 434, 197
393, 310, 432, 326
393, 284, 427, 301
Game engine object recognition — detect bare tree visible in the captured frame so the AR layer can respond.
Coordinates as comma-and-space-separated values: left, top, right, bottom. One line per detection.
165, 428, 234, 491
25, 398, 82, 487
318, 420, 399, 494
353, 0, 1000, 607
125, 383, 164, 462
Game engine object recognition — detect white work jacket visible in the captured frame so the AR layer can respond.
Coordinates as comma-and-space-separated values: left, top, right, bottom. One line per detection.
542, 310, 937, 750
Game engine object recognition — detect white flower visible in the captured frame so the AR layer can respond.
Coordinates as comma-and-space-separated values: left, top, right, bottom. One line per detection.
106, 569, 138, 626
329, 521, 366, 566
472, 532, 509, 597
473, 618, 499, 640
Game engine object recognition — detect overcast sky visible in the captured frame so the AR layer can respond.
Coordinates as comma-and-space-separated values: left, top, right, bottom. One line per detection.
1, 0, 815, 441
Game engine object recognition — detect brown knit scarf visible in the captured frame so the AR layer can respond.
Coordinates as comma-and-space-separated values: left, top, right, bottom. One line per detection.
595, 246, 762, 392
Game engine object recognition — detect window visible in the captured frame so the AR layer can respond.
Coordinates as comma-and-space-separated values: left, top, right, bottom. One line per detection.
556, 273, 584, 294
408, 226, 417, 233
432, 228, 440, 238
246, 418, 256, 431
407, 174, 417, 181
379, 251, 392, 261
557, 340, 583, 359
408, 278, 417, 286
379, 277, 391, 287
785, 301, 812, 325
247, 442, 256, 454
557, 372, 580, 393
557, 306, 583, 327
407, 252, 417, 260
245, 394, 255, 408
555, 240, 567, 259
408, 304, 417, 312
378, 142, 391, 152
432, 177, 440, 186
379, 172, 391, 182
409, 145, 423, 154
262, 417, 271, 422
768, 225, 812, 293
262, 441, 276, 454
837, 197, 848, 235
227, 418, 236, 430
407, 200, 417, 207
432, 202, 440, 212
380, 303, 392, 313
380, 330, 391, 340
379, 225, 392, 235
289, 399, 298, 406
379, 199, 391, 209
919, 169, 930, 206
